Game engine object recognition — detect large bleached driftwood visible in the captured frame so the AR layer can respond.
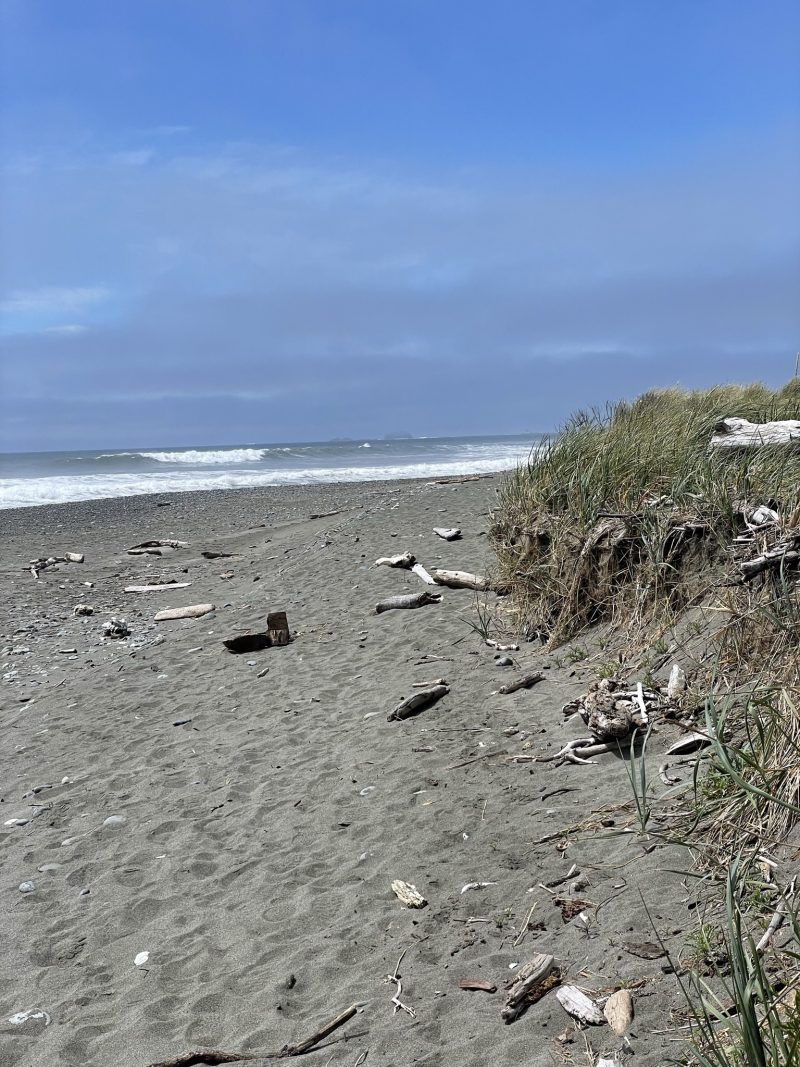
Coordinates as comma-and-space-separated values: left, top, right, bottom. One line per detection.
501, 953, 556, 1023
739, 532, 800, 581
432, 569, 490, 591
710, 417, 800, 450
388, 683, 448, 721
375, 591, 442, 613
154, 603, 215, 621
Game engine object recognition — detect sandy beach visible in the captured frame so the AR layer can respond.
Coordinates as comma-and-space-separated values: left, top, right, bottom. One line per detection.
1, 475, 694, 1067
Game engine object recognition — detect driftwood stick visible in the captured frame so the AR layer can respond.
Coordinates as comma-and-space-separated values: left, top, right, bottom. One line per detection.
375, 591, 442, 614
498, 672, 544, 695
388, 684, 449, 721
433, 527, 461, 541
145, 1004, 360, 1066
756, 878, 796, 953
432, 569, 490, 591
154, 603, 215, 621
411, 563, 436, 585
129, 539, 189, 551
125, 583, 191, 593
374, 552, 415, 568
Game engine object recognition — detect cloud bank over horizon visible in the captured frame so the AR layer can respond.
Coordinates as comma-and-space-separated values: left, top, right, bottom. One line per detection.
1, 1, 799, 450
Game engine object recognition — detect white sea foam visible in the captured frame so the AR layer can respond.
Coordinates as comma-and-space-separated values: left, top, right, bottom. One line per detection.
138, 448, 269, 464
0, 449, 537, 509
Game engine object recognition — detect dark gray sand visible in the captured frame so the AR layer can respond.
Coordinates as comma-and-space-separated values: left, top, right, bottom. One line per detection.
1, 477, 693, 1066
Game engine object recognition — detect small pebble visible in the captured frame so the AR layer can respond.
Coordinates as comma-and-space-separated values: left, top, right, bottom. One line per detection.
19, 881, 35, 894
134, 951, 150, 967
496, 656, 513, 667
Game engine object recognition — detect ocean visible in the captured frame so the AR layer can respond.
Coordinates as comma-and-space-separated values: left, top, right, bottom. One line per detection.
0, 434, 542, 510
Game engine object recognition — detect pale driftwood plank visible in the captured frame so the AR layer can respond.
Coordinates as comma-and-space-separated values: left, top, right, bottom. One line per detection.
554, 984, 605, 1025
391, 880, 427, 908
125, 583, 191, 593
154, 603, 215, 622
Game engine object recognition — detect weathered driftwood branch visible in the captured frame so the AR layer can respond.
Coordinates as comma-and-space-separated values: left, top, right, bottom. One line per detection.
433, 527, 462, 541
125, 583, 191, 593
388, 684, 449, 721
374, 552, 416, 568
375, 591, 442, 613
154, 604, 215, 622
739, 533, 800, 581
128, 539, 189, 556
710, 417, 800, 450
411, 563, 436, 585
498, 672, 544, 695
145, 1003, 360, 1066
501, 953, 556, 1023
755, 878, 796, 953
432, 569, 490, 591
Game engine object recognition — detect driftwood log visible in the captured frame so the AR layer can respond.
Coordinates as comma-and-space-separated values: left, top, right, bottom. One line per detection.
433, 527, 462, 541
501, 953, 557, 1023
128, 539, 189, 556
154, 604, 215, 622
388, 684, 448, 721
432, 569, 490, 591
498, 672, 544, 695
710, 417, 800, 450
375, 591, 442, 613
29, 554, 84, 578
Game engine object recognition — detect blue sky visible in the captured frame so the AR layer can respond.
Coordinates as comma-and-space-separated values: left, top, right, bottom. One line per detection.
1, 0, 799, 450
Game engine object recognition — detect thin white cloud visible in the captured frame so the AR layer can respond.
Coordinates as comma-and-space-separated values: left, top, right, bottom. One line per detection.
110, 149, 155, 167
0, 286, 111, 314
43, 324, 89, 335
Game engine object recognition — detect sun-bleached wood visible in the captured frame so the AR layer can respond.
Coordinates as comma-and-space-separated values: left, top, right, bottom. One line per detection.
391, 880, 427, 908
432, 569, 490, 591
604, 988, 634, 1033
433, 527, 462, 541
555, 985, 606, 1025
154, 603, 215, 621
501, 953, 556, 1022
125, 583, 191, 593
374, 552, 415, 568
710, 417, 800, 450
375, 590, 442, 613
411, 562, 436, 584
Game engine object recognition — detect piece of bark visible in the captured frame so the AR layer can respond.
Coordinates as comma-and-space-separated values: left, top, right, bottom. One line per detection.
459, 979, 497, 993
154, 603, 215, 622
621, 940, 664, 960
604, 989, 634, 1034
388, 684, 448, 721
710, 417, 800, 450
411, 562, 436, 585
266, 611, 291, 646
498, 672, 544, 695
375, 590, 442, 613
125, 583, 191, 593
501, 953, 557, 1023
432, 569, 490, 591
375, 552, 416, 568
433, 527, 462, 541
391, 880, 427, 908
554, 985, 606, 1026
